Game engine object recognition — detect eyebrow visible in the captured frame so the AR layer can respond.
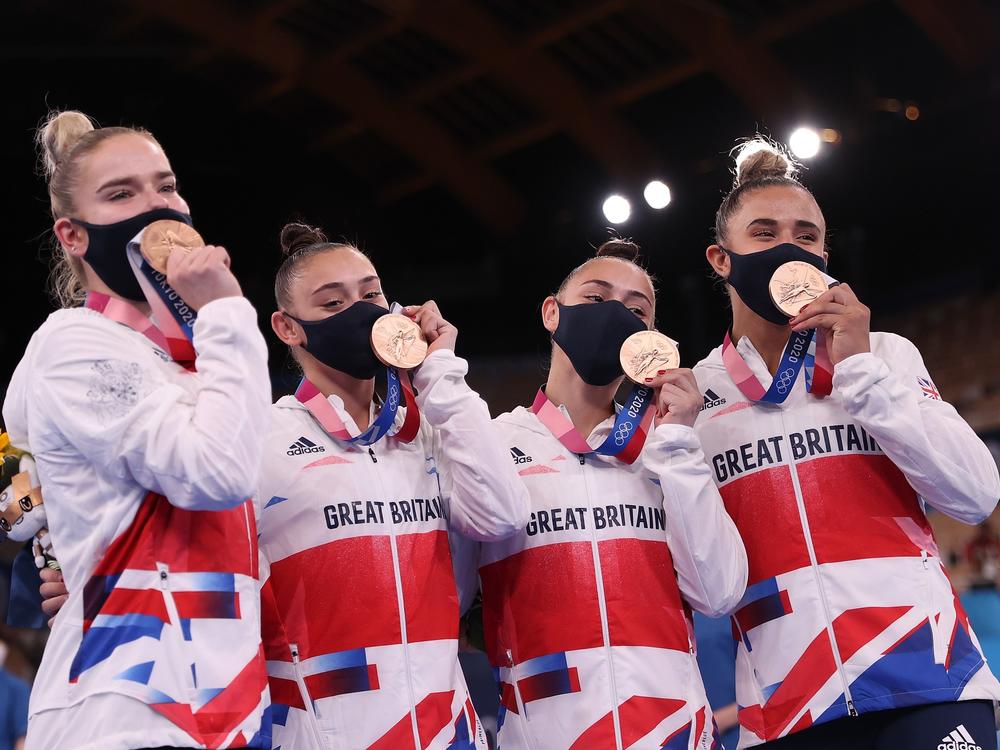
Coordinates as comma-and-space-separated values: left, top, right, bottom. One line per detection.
96, 170, 176, 193
310, 275, 380, 296
579, 278, 654, 308
746, 217, 822, 232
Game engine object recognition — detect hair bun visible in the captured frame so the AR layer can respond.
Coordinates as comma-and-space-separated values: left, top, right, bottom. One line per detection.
733, 138, 797, 188
280, 221, 328, 256
36, 110, 95, 180
595, 238, 641, 263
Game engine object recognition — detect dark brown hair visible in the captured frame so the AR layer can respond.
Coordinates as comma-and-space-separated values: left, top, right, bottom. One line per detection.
714, 138, 813, 245
556, 238, 654, 300
274, 221, 364, 310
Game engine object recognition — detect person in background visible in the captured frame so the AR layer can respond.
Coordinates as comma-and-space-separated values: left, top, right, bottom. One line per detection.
0, 632, 30, 750
693, 612, 739, 749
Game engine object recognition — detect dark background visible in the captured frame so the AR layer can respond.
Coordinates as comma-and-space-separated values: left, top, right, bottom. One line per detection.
3, 0, 999, 405
3, 3, 1000, 744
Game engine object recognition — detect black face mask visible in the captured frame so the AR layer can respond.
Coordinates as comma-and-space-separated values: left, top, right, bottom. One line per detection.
289, 300, 390, 380
722, 243, 827, 325
72, 208, 194, 302
553, 301, 646, 386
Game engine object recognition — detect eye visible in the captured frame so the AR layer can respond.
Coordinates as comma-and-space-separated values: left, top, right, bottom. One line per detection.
797, 233, 817, 243
159, 182, 177, 193
321, 299, 343, 308
363, 290, 384, 300
629, 306, 647, 318
584, 294, 604, 303
109, 190, 131, 201
752, 229, 775, 238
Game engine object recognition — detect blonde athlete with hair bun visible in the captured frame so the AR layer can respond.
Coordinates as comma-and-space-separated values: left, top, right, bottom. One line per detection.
461, 239, 748, 750
257, 222, 529, 750
695, 138, 1000, 749
3, 111, 271, 750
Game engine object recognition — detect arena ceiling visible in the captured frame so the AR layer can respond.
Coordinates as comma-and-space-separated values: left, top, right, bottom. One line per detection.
5, 0, 1000, 381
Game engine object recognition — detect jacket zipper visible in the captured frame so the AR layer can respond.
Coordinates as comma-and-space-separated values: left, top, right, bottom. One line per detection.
291, 642, 328, 748
921, 549, 946, 663
579, 454, 626, 749
507, 649, 539, 750
157, 563, 196, 702
366, 444, 422, 747
778, 409, 858, 717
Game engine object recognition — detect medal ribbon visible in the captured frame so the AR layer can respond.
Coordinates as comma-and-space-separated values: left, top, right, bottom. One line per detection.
124, 237, 198, 365
530, 385, 655, 465
85, 291, 196, 371
295, 367, 420, 446
722, 328, 833, 403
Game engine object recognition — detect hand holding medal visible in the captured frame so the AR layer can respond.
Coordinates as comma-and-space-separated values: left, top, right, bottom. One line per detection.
788, 281, 871, 366
371, 313, 429, 369
619, 330, 701, 428
399, 300, 457, 357
767, 261, 871, 367
141, 220, 242, 311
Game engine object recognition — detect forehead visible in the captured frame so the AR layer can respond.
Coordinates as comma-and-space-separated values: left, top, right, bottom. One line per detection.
733, 184, 825, 231
80, 133, 170, 183
569, 257, 654, 296
298, 246, 377, 283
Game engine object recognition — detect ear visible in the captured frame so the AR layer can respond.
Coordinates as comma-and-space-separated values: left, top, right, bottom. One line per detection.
53, 218, 89, 258
822, 247, 830, 265
271, 310, 304, 347
706, 244, 729, 278
541, 295, 560, 335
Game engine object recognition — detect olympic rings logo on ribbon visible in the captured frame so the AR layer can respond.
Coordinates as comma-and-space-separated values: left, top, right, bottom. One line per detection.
614, 421, 634, 446
774, 367, 796, 394
387, 382, 400, 409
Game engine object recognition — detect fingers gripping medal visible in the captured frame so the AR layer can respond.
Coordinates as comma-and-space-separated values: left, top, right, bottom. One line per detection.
723, 260, 835, 402
139, 220, 205, 273
619, 331, 680, 383
296, 310, 425, 447
103, 219, 208, 368
768, 261, 829, 318
370, 314, 428, 370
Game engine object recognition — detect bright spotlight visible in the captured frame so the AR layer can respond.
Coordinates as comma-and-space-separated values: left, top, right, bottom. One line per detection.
602, 194, 631, 224
643, 180, 671, 209
789, 127, 821, 159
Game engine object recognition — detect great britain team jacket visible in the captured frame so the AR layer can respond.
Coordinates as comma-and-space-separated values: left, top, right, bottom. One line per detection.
2, 297, 273, 750
693, 331, 1000, 747
258, 349, 530, 750
461, 404, 749, 750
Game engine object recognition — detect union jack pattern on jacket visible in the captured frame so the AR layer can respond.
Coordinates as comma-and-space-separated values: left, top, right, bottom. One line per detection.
258, 350, 529, 750
465, 406, 748, 750
693, 331, 1000, 748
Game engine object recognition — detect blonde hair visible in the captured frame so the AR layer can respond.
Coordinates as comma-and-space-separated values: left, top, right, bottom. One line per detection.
35, 110, 159, 307
714, 137, 811, 244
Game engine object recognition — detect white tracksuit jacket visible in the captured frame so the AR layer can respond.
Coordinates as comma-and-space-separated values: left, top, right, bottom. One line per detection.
693, 331, 1000, 747
258, 349, 530, 750
463, 404, 748, 750
2, 297, 272, 750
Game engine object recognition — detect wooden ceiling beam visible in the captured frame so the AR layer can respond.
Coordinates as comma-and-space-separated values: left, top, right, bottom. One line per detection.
378, 0, 872, 202
640, 0, 808, 121
894, 0, 997, 73
388, 0, 658, 182
128, 0, 524, 231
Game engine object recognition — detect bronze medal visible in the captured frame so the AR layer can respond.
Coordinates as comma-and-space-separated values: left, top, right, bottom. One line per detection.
371, 314, 428, 370
139, 220, 205, 273
619, 330, 680, 383
769, 261, 828, 317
